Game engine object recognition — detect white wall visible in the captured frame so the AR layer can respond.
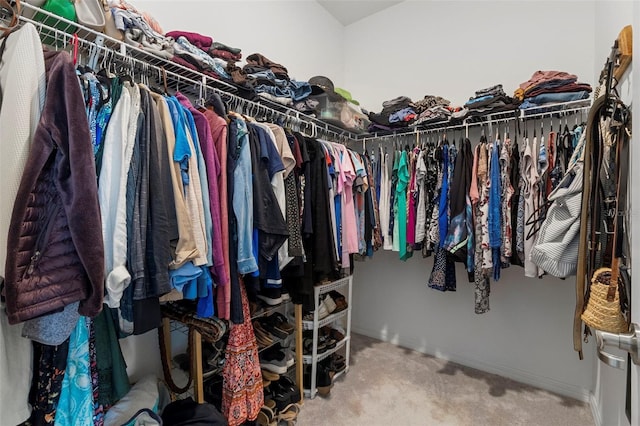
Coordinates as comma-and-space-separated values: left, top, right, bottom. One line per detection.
135, 0, 345, 85
343, 1, 596, 112
344, 0, 599, 403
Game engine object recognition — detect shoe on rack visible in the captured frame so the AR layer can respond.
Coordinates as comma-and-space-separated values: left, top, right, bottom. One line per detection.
257, 287, 283, 306
302, 335, 327, 356
256, 404, 277, 426
321, 325, 344, 343
284, 348, 295, 368
281, 287, 290, 301
271, 375, 301, 406
262, 368, 280, 382
328, 290, 348, 312
260, 348, 288, 374
303, 364, 333, 396
302, 301, 330, 321
259, 316, 289, 340
253, 320, 275, 348
266, 312, 295, 336
322, 294, 337, 316
266, 342, 295, 368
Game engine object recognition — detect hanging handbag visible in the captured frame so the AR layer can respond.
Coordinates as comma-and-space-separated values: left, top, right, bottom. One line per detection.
74, 0, 104, 32
580, 97, 630, 334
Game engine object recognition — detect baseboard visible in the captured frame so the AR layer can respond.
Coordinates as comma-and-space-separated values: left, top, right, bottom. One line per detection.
352, 326, 591, 403
590, 392, 603, 426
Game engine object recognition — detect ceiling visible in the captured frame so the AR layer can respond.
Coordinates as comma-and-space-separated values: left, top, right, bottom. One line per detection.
317, 1, 404, 26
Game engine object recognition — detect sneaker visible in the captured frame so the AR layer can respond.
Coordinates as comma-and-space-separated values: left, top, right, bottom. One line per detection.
268, 343, 295, 368
260, 348, 288, 374
284, 348, 295, 368
257, 287, 283, 306
281, 287, 291, 301
266, 312, 295, 337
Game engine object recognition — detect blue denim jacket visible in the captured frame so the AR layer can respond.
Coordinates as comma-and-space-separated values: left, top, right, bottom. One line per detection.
231, 118, 259, 274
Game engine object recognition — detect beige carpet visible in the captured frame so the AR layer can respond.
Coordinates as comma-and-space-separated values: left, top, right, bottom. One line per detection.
296, 334, 594, 426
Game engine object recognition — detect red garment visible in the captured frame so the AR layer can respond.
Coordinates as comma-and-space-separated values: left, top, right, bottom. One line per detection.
210, 49, 242, 62
518, 70, 577, 91
202, 108, 231, 320
546, 132, 556, 196
222, 282, 263, 425
166, 30, 212, 51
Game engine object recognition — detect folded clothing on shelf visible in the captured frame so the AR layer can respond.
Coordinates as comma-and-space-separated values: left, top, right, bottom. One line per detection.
210, 49, 242, 62
245, 52, 289, 80
514, 70, 592, 107
519, 90, 591, 109
124, 28, 174, 60
369, 95, 416, 128
173, 36, 230, 79
165, 30, 212, 51
464, 84, 520, 116
412, 94, 451, 114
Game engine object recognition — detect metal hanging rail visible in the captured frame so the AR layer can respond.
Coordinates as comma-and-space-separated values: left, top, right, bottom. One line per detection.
9, 2, 361, 142
358, 99, 592, 143
3, 3, 594, 145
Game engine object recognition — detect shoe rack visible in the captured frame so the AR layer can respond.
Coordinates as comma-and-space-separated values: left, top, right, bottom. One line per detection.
302, 276, 352, 399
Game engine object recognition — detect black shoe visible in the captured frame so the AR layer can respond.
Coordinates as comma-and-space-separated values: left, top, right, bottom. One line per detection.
303, 364, 333, 396
271, 375, 301, 406
257, 287, 282, 306
260, 348, 288, 374
259, 316, 289, 340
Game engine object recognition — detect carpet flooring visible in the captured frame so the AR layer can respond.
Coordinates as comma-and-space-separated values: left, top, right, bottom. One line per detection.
296, 333, 594, 426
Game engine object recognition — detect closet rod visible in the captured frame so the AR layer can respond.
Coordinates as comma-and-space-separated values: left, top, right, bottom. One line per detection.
363, 105, 591, 144
16, 2, 241, 94
10, 2, 362, 144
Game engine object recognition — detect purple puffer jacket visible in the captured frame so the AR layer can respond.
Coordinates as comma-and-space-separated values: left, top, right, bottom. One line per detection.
3, 50, 104, 324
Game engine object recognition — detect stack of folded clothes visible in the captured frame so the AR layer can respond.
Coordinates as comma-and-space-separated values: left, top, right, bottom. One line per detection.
368, 96, 417, 132
464, 84, 520, 117
411, 95, 455, 126
515, 70, 592, 109
209, 41, 242, 62
226, 53, 312, 105
168, 32, 230, 79
112, 3, 175, 59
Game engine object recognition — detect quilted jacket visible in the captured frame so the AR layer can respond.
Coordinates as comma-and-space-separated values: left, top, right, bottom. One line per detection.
4, 50, 104, 324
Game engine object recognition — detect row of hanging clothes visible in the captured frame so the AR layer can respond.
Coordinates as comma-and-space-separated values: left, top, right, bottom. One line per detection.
369, 111, 588, 314
0, 21, 378, 426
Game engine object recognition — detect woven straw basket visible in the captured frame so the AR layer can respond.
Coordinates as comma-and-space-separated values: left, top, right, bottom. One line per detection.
581, 267, 628, 333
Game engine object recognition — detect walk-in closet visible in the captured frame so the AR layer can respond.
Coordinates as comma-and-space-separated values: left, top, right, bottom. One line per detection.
0, 1, 638, 425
